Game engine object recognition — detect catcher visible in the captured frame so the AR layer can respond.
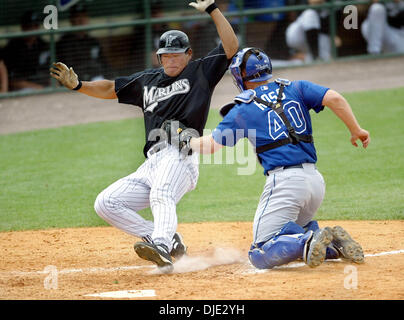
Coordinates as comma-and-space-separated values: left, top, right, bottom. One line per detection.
177, 47, 369, 269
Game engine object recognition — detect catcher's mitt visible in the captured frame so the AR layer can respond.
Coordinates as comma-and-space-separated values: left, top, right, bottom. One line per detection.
161, 119, 198, 154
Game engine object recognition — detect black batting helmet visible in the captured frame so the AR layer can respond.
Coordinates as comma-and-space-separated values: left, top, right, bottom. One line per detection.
156, 30, 190, 55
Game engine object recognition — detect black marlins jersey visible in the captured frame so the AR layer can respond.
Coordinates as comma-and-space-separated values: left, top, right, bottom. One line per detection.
115, 44, 231, 157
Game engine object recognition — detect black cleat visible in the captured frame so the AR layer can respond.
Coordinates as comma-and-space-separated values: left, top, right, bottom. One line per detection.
134, 242, 173, 273
170, 232, 187, 259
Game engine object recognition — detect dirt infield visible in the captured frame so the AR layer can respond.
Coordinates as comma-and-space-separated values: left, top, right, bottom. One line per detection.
1, 57, 404, 300
0, 220, 403, 300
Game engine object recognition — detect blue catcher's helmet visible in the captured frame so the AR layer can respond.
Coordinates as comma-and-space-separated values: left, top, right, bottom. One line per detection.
230, 47, 272, 92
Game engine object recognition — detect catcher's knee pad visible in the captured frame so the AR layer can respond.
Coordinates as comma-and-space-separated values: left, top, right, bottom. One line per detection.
249, 231, 313, 269
303, 220, 320, 232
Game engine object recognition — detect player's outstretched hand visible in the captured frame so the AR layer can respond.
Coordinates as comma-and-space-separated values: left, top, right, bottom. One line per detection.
189, 0, 215, 12
50, 62, 79, 90
351, 128, 370, 148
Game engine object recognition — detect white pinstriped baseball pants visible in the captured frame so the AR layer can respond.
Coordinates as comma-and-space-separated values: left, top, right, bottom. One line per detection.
94, 144, 199, 251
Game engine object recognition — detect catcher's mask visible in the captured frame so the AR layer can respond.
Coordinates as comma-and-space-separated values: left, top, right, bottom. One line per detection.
230, 47, 272, 92
156, 30, 191, 63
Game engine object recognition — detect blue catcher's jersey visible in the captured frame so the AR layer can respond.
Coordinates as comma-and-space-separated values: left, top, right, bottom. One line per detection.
212, 79, 329, 174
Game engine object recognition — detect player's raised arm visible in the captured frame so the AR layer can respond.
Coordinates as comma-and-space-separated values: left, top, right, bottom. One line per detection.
50, 62, 117, 99
322, 89, 370, 148
189, 0, 239, 59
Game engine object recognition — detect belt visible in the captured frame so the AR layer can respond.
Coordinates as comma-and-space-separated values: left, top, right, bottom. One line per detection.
266, 163, 303, 176
146, 141, 193, 158
284, 164, 303, 170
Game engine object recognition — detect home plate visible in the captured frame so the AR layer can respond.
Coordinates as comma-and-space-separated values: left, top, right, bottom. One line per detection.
84, 289, 156, 298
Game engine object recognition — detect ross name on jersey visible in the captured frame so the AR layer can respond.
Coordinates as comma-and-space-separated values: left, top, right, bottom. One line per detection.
143, 79, 191, 113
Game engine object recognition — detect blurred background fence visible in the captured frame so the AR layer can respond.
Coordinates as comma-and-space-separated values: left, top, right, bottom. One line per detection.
0, 0, 403, 98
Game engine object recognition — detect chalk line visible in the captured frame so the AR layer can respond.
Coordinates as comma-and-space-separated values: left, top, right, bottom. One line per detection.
0, 265, 153, 277
0, 249, 403, 277
84, 289, 156, 298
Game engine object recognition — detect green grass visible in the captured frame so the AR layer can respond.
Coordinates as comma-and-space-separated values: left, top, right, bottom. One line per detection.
311, 88, 404, 220
1, 87, 403, 231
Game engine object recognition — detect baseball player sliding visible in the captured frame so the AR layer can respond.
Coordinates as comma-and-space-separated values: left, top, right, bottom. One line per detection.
178, 47, 370, 269
50, 0, 238, 272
